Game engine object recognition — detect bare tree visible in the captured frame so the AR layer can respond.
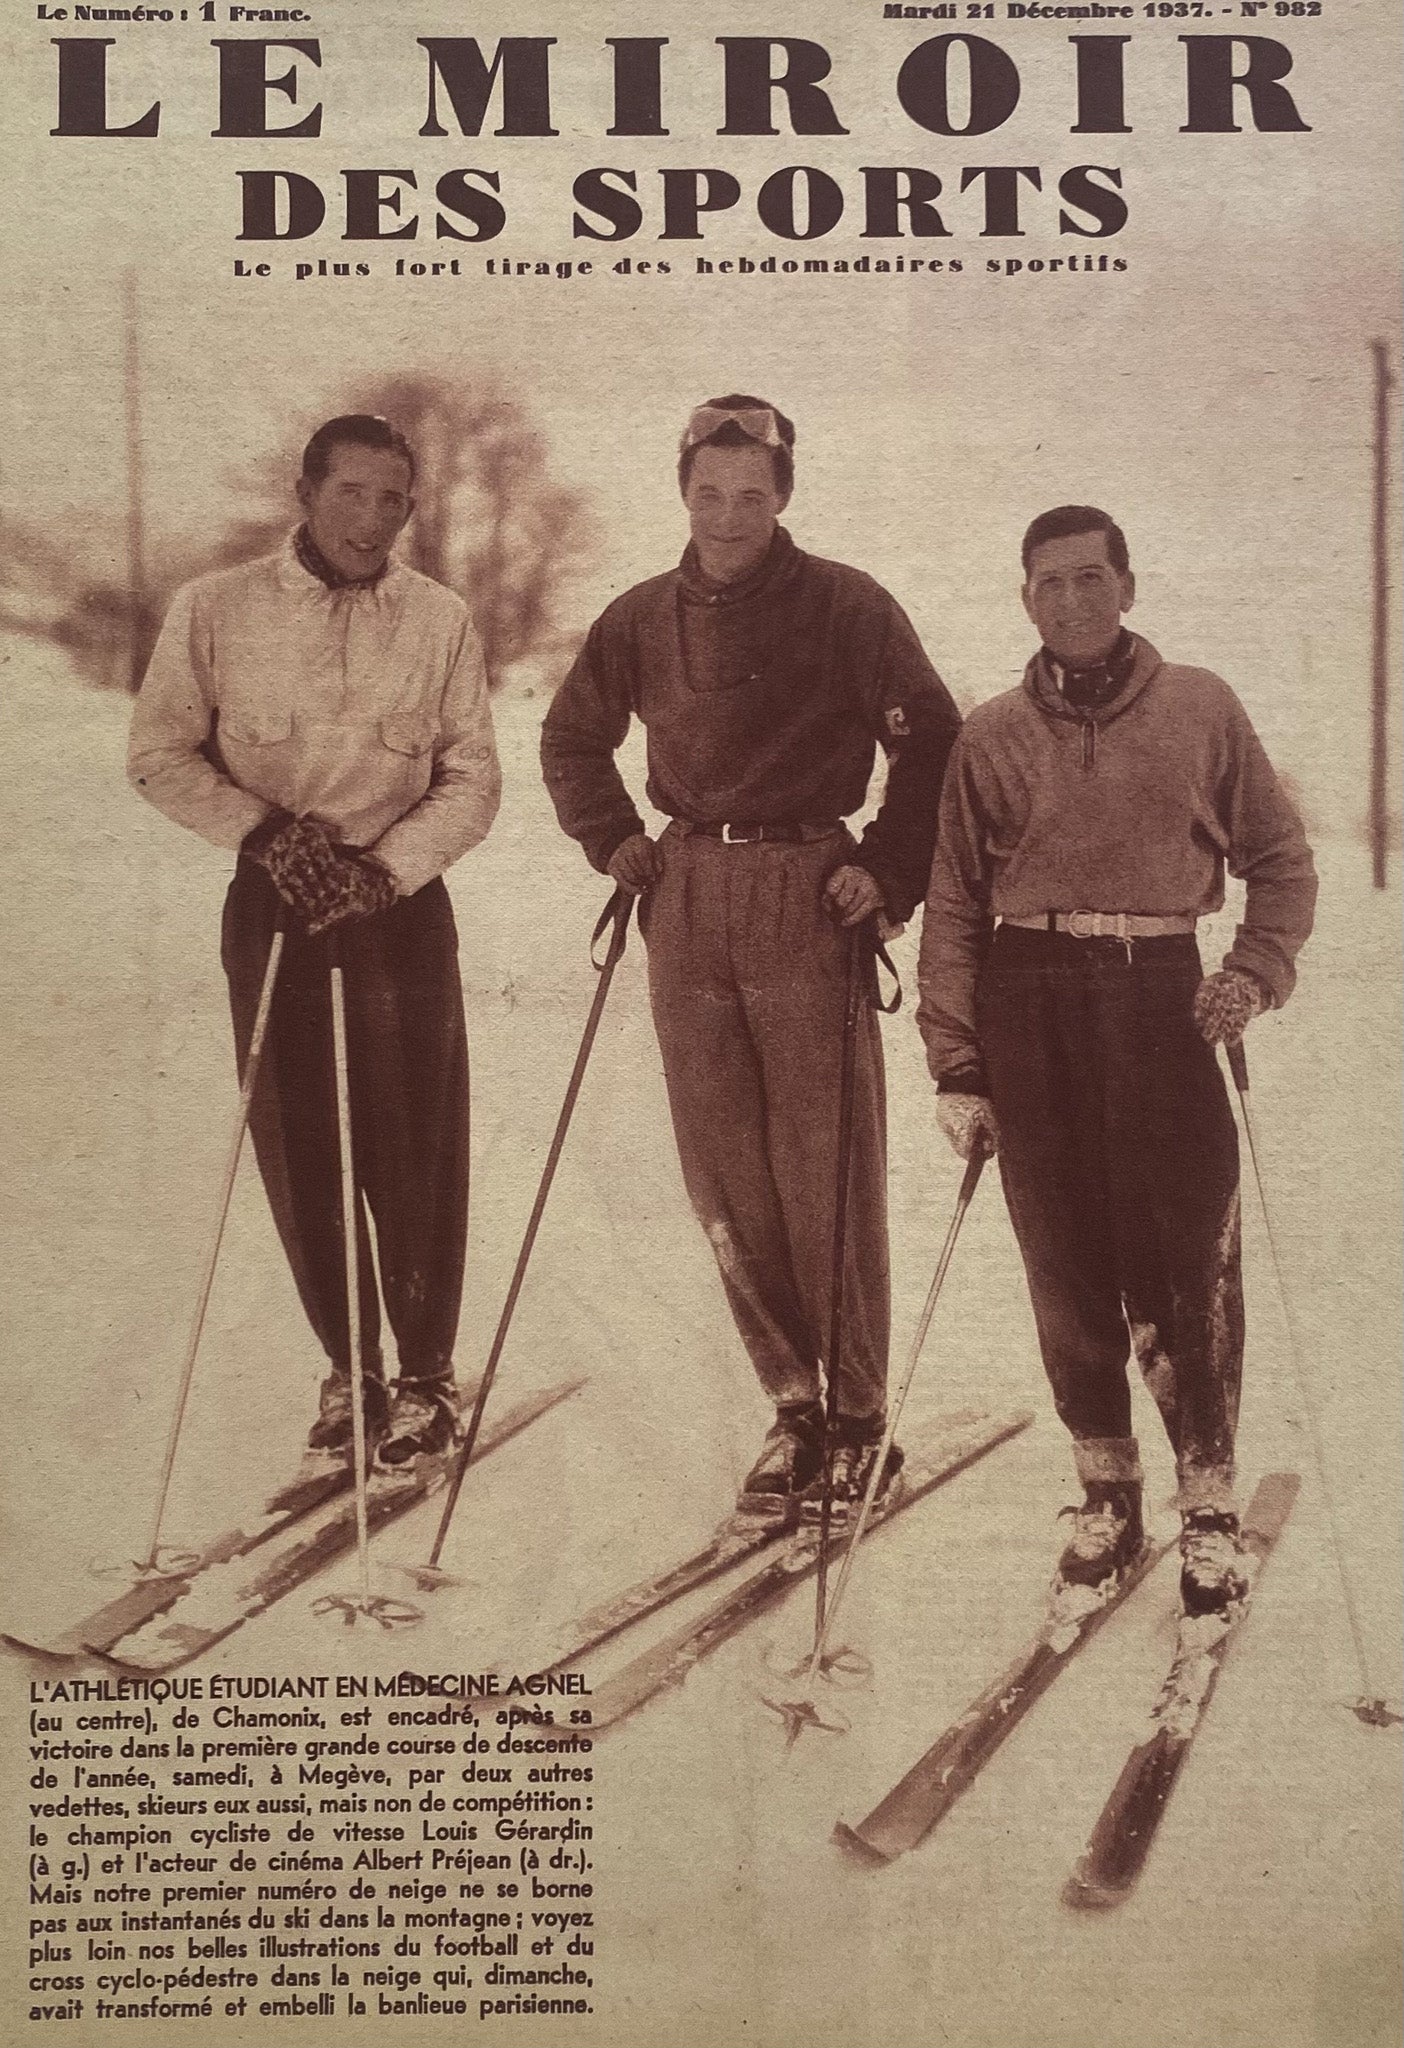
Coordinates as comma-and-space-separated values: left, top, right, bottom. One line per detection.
221, 374, 595, 689
1, 374, 594, 696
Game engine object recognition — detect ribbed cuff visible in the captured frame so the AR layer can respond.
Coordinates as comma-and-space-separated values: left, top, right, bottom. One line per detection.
239, 807, 294, 860
1176, 1461, 1237, 1514
1223, 944, 1287, 1011
937, 1066, 991, 1100
1073, 1435, 1143, 1486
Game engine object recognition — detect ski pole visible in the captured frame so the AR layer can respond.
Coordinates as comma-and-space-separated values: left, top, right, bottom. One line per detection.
768, 1142, 990, 1744
812, 921, 868, 1646
328, 931, 374, 1616
139, 905, 287, 1575
1225, 1038, 1397, 1726
403, 888, 635, 1591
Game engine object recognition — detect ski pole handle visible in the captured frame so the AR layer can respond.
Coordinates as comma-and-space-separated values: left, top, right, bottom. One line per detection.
865, 917, 903, 1015
1225, 1038, 1250, 1094
958, 1137, 992, 1205
590, 886, 634, 970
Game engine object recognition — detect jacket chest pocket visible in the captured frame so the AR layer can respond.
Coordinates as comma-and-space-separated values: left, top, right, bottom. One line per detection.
379, 713, 436, 758
219, 708, 294, 749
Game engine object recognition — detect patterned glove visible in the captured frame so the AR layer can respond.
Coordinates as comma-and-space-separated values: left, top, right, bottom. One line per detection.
241, 811, 343, 924
934, 1093, 1000, 1161
303, 852, 400, 937
1192, 969, 1268, 1045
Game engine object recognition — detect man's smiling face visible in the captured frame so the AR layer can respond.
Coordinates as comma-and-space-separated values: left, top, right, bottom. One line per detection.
1022, 528, 1134, 668
297, 442, 413, 582
684, 443, 789, 585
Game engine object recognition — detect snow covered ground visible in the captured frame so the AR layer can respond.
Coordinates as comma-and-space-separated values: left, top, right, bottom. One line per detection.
1, 633, 1400, 2048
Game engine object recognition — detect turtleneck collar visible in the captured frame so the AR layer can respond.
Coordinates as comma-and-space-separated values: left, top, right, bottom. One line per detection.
677, 525, 799, 606
1041, 627, 1137, 710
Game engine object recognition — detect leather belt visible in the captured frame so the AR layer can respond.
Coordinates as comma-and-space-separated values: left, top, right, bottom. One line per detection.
681, 820, 842, 845
1001, 912, 1197, 940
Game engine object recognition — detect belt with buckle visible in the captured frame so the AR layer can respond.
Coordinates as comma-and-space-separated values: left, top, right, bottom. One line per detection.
683, 820, 841, 845
1001, 911, 1197, 940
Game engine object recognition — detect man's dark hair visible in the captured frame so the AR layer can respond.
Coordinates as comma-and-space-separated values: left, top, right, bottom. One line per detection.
301, 414, 417, 490
677, 392, 796, 497
1021, 504, 1129, 577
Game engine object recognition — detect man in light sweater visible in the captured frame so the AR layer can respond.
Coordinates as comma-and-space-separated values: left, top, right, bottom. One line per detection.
542, 395, 961, 1522
917, 504, 1316, 1615
129, 415, 501, 1466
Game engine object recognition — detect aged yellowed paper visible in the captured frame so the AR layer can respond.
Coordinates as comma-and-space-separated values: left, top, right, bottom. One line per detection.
1, 4, 1400, 2045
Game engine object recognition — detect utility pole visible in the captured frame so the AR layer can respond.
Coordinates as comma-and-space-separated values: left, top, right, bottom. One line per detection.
1369, 338, 1393, 889
123, 268, 146, 692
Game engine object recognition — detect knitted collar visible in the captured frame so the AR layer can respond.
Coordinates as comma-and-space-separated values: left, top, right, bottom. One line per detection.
1042, 628, 1137, 710
677, 525, 799, 606
293, 522, 390, 593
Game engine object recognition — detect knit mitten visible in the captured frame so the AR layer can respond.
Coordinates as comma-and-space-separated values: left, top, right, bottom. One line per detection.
934, 1093, 1000, 1161
1192, 969, 1268, 1045
304, 852, 399, 937
242, 812, 343, 925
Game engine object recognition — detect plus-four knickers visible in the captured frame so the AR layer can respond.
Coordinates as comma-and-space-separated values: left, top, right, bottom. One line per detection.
977, 925, 1242, 1512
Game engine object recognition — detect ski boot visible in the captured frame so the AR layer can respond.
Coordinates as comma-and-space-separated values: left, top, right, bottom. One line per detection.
378, 1375, 460, 1469
802, 1418, 904, 1528
1179, 1507, 1249, 1617
307, 1367, 388, 1455
1054, 1482, 1145, 1594
738, 1402, 825, 1524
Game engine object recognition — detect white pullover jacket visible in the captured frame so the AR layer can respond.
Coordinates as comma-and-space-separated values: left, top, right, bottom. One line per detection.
128, 536, 501, 897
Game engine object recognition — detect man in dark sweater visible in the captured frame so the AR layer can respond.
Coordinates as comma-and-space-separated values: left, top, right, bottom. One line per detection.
917, 504, 1317, 1615
541, 395, 960, 1520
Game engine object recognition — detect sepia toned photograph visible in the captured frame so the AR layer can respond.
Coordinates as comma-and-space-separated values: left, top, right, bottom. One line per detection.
1, 4, 1399, 2044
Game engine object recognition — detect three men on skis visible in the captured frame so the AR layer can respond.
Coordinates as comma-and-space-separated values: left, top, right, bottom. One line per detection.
916, 504, 1316, 1615
131, 410, 1315, 1624
130, 414, 500, 1467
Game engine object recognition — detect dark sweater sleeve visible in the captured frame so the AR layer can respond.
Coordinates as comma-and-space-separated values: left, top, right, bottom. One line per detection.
849, 592, 963, 921
1219, 698, 1318, 1006
540, 613, 647, 873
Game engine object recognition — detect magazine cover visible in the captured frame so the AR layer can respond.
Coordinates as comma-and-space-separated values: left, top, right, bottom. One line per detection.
2, 3, 1399, 2044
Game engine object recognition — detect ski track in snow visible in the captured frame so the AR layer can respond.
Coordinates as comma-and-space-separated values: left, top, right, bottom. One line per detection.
1, 641, 1400, 2048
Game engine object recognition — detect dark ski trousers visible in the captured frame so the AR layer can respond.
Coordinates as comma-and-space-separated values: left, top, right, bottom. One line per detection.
977, 926, 1243, 1511
640, 825, 889, 1422
222, 859, 470, 1387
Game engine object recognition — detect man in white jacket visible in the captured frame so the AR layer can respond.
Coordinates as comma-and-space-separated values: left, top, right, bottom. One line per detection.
129, 415, 501, 1465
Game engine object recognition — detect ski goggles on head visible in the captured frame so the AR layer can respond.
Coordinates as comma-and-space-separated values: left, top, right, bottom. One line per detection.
682, 404, 783, 449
